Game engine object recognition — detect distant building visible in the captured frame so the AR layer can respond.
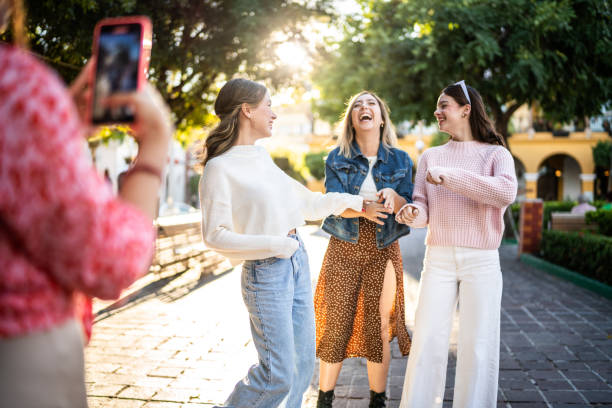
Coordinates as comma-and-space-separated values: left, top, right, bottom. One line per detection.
90, 138, 188, 209
307, 105, 611, 202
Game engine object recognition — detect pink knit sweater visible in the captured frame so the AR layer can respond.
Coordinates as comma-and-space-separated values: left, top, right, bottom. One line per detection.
402, 140, 517, 249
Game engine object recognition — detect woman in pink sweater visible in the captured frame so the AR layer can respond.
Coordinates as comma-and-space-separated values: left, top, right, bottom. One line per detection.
396, 81, 517, 408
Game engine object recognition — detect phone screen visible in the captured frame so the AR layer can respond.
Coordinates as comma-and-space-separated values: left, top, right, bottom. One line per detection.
92, 23, 143, 124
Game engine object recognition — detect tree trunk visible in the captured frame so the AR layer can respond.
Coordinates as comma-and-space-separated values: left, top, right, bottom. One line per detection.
495, 115, 511, 148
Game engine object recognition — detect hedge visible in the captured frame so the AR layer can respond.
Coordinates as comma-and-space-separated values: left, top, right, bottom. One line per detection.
304, 151, 326, 180
586, 209, 612, 237
540, 230, 612, 286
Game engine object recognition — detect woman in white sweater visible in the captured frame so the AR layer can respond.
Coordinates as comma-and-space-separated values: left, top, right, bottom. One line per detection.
199, 78, 363, 408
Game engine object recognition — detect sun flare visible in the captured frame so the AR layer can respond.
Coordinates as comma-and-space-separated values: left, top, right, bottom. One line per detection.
275, 42, 309, 69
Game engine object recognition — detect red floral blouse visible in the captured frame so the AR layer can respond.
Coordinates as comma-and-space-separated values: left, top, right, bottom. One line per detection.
0, 44, 155, 338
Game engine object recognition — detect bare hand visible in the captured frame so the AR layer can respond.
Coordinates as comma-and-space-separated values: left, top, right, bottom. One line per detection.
103, 84, 174, 163
376, 188, 398, 213
362, 200, 392, 225
396, 204, 419, 224
426, 167, 445, 185
68, 58, 97, 136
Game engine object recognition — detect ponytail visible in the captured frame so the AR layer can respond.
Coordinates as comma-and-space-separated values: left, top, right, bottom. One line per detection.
202, 107, 241, 167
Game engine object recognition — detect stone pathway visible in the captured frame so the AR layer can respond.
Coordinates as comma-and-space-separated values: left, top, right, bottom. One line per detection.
85, 226, 612, 407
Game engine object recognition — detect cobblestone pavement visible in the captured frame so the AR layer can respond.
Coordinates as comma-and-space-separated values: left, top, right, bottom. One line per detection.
85, 226, 612, 407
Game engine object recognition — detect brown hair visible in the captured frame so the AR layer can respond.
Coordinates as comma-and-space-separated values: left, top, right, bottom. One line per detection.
2, 0, 27, 48
337, 91, 398, 157
442, 82, 505, 147
200, 78, 267, 167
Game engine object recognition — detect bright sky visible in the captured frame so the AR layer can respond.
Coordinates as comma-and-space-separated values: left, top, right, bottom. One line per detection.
272, 0, 362, 105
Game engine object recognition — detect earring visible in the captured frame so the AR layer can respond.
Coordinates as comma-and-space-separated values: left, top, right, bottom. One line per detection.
380, 122, 384, 128
462, 113, 466, 118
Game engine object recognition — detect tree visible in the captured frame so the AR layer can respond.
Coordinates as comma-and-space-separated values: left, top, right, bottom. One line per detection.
7, 0, 330, 139
312, 0, 612, 143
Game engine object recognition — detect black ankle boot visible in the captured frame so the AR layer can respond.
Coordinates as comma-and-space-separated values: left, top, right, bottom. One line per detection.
369, 390, 386, 408
317, 389, 334, 408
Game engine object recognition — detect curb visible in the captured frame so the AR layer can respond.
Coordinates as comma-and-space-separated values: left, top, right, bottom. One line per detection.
519, 253, 612, 300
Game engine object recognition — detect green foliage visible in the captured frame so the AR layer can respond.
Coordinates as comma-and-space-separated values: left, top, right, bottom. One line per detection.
312, 0, 612, 142
188, 174, 200, 204
304, 151, 326, 180
429, 132, 450, 148
543, 200, 576, 228
510, 202, 520, 228
592, 140, 612, 169
586, 209, 612, 236
592, 200, 607, 209
271, 155, 306, 185
540, 230, 612, 285
11, 0, 331, 139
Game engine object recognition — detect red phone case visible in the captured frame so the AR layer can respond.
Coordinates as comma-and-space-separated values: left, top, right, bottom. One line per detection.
88, 16, 153, 123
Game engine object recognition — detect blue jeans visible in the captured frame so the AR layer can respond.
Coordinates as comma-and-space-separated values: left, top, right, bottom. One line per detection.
224, 233, 315, 408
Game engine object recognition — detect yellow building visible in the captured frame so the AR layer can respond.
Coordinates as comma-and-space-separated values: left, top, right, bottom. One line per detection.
307, 131, 609, 201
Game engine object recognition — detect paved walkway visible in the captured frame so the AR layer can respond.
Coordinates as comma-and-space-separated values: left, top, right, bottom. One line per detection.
85, 227, 612, 407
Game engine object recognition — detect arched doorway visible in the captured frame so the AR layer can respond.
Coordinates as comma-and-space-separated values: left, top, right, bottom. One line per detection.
537, 154, 582, 201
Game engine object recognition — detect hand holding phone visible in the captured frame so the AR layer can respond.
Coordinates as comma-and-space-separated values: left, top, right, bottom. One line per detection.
89, 16, 152, 124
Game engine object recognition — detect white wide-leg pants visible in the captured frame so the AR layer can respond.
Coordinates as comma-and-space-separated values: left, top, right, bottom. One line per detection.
400, 246, 503, 408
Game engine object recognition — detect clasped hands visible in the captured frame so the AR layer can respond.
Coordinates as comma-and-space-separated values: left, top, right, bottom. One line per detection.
362, 188, 399, 225
395, 166, 447, 224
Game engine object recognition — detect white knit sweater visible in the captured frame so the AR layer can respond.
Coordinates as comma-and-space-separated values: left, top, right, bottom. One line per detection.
199, 145, 363, 263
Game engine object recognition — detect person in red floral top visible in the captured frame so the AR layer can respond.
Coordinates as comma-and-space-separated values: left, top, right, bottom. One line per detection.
0, 1, 173, 406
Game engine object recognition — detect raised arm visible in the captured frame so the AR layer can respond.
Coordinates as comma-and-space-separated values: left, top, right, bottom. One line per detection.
287, 174, 363, 221
429, 148, 517, 208
0, 53, 156, 300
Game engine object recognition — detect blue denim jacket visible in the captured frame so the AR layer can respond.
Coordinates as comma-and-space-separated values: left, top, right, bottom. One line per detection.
322, 142, 413, 249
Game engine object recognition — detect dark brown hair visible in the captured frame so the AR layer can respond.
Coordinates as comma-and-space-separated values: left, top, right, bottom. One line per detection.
200, 78, 267, 167
442, 82, 506, 147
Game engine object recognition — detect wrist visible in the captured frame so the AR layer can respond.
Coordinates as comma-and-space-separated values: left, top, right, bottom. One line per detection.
137, 141, 169, 166
124, 160, 164, 184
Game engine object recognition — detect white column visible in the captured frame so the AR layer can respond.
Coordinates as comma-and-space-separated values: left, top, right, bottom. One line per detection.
580, 173, 596, 201
524, 173, 539, 199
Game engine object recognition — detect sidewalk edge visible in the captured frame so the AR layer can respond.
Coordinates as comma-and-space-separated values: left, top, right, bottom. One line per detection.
520, 253, 612, 300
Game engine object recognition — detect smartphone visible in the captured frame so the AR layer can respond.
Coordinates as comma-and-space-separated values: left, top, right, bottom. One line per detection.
90, 16, 152, 124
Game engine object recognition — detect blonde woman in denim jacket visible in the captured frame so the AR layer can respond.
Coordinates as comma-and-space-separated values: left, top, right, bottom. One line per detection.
314, 91, 413, 408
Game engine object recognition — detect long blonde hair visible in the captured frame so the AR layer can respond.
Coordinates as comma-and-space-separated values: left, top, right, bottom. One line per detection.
337, 91, 398, 157
200, 78, 267, 167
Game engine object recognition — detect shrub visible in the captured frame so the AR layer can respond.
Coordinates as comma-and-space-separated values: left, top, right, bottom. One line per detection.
592, 140, 612, 168
586, 209, 612, 237
592, 199, 607, 209
510, 202, 520, 228
304, 151, 326, 180
540, 230, 612, 285
429, 132, 449, 147
272, 156, 306, 185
